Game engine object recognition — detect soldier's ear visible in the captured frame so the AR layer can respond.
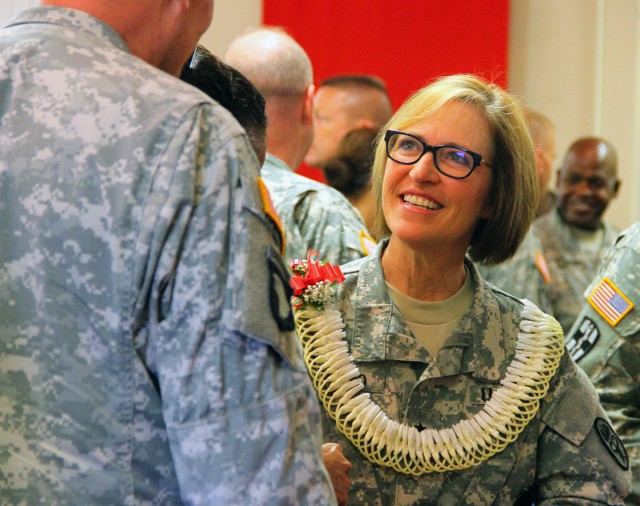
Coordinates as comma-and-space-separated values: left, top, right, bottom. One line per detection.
612, 179, 621, 197
302, 84, 315, 126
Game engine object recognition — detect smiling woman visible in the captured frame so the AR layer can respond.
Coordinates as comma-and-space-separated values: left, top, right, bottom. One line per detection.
309, 74, 632, 505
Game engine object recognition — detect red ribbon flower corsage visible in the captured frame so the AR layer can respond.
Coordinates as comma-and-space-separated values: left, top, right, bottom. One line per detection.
289, 250, 345, 310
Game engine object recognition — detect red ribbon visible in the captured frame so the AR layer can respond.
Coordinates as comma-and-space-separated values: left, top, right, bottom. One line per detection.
289, 250, 345, 296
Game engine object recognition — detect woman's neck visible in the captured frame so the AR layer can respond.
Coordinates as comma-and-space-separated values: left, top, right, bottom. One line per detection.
381, 237, 468, 302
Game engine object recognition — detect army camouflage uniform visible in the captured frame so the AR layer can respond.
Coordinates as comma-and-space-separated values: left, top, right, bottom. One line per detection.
320, 240, 630, 505
566, 221, 640, 504
477, 228, 552, 313
533, 209, 619, 334
262, 153, 373, 264
0, 7, 335, 505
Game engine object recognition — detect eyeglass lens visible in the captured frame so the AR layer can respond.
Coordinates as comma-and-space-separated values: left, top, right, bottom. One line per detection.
386, 132, 475, 178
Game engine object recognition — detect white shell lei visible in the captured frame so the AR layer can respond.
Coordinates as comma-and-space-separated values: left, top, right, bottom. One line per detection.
294, 300, 564, 475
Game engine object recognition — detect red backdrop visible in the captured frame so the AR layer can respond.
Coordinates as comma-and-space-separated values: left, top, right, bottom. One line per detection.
264, 1, 510, 181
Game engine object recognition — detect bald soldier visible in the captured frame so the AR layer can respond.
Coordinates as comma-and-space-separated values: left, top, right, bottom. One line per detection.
0, 1, 334, 504
225, 28, 373, 267
304, 74, 394, 170
534, 137, 621, 334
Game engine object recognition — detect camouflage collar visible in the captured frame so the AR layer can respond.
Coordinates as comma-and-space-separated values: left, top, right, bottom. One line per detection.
348, 240, 509, 382
5, 6, 129, 54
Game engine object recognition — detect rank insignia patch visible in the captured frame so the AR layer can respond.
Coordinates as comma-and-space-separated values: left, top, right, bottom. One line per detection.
587, 277, 634, 327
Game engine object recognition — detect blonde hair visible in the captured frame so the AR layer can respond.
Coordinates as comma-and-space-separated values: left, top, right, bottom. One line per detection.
371, 74, 537, 264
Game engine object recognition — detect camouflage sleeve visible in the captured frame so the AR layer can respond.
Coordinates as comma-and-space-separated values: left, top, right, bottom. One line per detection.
591, 334, 640, 504
136, 105, 335, 505
296, 187, 370, 266
534, 354, 631, 504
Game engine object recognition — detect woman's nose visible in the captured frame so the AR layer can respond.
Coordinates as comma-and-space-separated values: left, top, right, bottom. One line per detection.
409, 152, 441, 183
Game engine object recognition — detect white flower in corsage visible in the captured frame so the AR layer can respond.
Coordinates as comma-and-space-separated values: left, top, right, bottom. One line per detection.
289, 250, 564, 475
289, 250, 345, 311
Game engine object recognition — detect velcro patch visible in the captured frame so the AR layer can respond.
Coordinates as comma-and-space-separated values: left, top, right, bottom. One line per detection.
587, 277, 634, 327
566, 316, 600, 362
594, 417, 629, 470
266, 245, 294, 331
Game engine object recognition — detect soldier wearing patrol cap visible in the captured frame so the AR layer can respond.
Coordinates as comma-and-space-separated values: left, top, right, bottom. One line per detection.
0, 1, 335, 504
566, 221, 640, 504
224, 27, 376, 266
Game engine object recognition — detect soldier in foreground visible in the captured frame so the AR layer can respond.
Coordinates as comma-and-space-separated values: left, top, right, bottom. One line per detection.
292, 74, 631, 504
0, 1, 335, 504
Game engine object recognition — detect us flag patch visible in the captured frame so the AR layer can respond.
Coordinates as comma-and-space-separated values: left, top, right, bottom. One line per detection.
587, 277, 634, 327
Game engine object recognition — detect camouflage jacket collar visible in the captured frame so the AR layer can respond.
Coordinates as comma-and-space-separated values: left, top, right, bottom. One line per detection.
264, 153, 293, 173
5, 6, 129, 54
549, 208, 619, 260
346, 239, 509, 382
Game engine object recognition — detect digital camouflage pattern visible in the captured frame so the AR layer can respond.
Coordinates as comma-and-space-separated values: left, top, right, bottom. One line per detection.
477, 227, 552, 313
566, 221, 640, 504
533, 209, 619, 334
262, 153, 373, 265
320, 240, 630, 505
0, 7, 335, 505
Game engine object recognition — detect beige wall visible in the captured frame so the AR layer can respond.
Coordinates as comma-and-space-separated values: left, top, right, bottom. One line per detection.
509, 0, 640, 229
4, 1, 638, 229
1, 0, 38, 24
199, 0, 262, 56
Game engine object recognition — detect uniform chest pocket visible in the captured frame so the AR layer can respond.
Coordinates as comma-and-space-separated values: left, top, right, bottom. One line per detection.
357, 362, 387, 394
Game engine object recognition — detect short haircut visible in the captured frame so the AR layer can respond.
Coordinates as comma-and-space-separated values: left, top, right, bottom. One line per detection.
180, 45, 267, 162
524, 107, 554, 146
320, 74, 393, 127
224, 27, 313, 98
320, 74, 390, 97
370, 74, 538, 265
324, 127, 378, 200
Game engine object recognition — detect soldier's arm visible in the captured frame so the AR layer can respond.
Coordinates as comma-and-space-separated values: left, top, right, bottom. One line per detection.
299, 187, 372, 266
532, 354, 631, 504
591, 334, 640, 504
142, 104, 336, 505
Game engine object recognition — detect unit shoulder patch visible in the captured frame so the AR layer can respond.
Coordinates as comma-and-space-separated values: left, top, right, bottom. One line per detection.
594, 417, 629, 470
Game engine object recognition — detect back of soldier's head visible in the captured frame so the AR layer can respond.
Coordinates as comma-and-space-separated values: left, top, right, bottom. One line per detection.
181, 45, 267, 164
223, 27, 313, 98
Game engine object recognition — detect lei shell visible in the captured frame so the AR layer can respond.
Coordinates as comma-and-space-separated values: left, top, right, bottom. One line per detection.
290, 252, 564, 475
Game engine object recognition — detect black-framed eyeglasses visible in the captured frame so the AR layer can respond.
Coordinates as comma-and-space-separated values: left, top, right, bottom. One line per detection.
384, 129, 493, 180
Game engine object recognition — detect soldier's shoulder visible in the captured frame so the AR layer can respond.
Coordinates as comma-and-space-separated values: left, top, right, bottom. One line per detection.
292, 174, 353, 206
616, 221, 640, 250
96, 49, 238, 136
483, 279, 528, 309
